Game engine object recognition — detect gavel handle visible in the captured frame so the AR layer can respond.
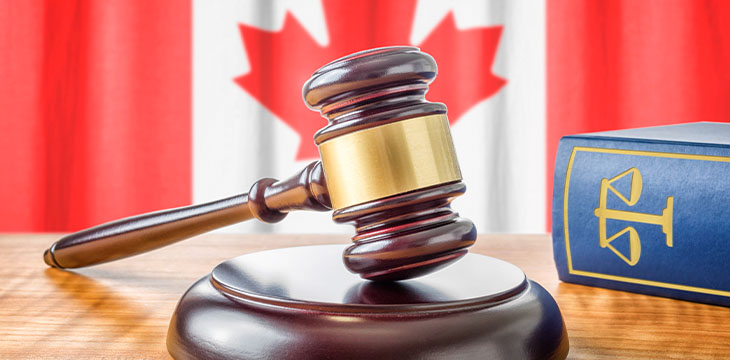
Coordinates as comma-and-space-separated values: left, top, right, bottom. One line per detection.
43, 161, 331, 269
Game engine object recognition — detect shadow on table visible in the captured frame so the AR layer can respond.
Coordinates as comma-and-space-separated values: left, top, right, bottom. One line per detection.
41, 268, 158, 347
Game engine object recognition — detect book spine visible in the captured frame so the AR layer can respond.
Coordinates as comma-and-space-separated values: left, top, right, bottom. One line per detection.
552, 136, 730, 306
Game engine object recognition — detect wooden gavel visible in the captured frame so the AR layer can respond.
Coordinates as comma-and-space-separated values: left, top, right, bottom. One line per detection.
43, 46, 477, 281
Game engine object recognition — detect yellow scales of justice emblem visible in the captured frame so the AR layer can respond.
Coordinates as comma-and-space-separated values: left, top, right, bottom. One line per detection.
593, 168, 674, 266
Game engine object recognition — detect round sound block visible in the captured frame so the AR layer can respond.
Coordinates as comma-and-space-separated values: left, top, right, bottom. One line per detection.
167, 245, 568, 359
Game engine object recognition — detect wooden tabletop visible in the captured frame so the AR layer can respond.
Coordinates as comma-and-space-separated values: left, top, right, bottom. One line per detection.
1, 233, 728, 359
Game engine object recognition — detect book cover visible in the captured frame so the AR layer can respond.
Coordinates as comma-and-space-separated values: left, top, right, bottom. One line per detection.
552, 122, 730, 306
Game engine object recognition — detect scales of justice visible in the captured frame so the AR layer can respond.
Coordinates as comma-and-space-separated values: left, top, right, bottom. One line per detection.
594, 167, 674, 266
43, 47, 568, 359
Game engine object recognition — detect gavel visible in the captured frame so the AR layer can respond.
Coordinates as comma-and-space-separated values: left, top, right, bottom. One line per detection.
43, 46, 477, 281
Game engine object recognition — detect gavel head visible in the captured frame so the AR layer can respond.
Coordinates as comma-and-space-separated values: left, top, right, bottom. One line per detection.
303, 46, 477, 281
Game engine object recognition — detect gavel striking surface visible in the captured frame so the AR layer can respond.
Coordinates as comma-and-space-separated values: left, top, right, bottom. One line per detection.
304, 46, 477, 281
167, 245, 569, 359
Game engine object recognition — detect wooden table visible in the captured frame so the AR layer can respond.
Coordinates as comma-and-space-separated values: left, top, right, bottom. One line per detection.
1, 233, 728, 359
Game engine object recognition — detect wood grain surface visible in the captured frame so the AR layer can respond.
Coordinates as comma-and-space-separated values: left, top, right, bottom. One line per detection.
1, 233, 729, 359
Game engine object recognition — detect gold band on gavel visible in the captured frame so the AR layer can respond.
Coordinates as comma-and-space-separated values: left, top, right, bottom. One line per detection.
318, 114, 462, 210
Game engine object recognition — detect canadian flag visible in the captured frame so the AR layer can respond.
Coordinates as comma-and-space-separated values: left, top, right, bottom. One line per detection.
2, 0, 730, 234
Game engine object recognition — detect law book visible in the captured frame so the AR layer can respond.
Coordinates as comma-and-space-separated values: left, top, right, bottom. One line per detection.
552, 122, 730, 306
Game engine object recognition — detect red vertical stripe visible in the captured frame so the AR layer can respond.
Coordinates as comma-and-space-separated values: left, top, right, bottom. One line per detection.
547, 0, 730, 229
0, 1, 191, 232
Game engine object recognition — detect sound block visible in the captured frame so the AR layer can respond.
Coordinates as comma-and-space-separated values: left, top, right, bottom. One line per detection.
167, 245, 568, 359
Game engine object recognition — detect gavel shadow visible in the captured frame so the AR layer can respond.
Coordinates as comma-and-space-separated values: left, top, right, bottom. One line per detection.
41, 268, 157, 347
343, 281, 452, 304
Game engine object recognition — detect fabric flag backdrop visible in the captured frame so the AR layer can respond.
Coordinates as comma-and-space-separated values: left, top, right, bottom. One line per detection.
2, 0, 729, 235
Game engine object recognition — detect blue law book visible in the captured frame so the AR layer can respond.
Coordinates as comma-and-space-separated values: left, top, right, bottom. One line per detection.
552, 122, 730, 306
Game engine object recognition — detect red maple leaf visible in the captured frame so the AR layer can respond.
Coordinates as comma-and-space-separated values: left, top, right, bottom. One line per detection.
236, 0, 506, 160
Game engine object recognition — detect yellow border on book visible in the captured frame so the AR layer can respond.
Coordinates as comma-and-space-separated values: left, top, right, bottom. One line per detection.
564, 146, 730, 298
